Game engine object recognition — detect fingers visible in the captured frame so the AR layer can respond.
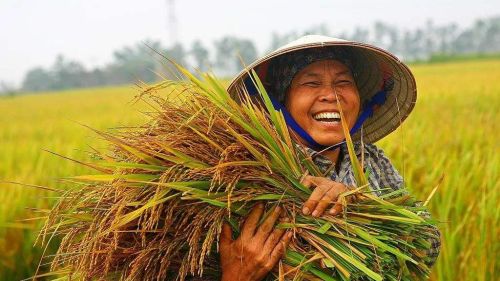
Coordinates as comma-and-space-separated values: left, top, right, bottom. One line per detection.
302, 184, 327, 215
263, 218, 288, 249
312, 188, 338, 217
241, 203, 264, 239
255, 206, 282, 241
329, 201, 343, 215
329, 191, 353, 215
267, 231, 292, 267
221, 223, 233, 243
302, 176, 349, 217
220, 223, 233, 252
301, 175, 317, 189
219, 205, 292, 281
301, 176, 328, 215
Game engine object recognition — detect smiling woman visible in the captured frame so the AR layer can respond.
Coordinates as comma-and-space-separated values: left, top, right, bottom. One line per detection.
223, 35, 441, 280
37, 35, 441, 281
285, 59, 360, 164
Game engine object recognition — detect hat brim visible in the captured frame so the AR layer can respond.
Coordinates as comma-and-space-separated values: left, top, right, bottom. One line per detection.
227, 35, 417, 144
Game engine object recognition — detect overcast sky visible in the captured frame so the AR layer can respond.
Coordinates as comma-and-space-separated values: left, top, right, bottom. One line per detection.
1, 0, 499, 86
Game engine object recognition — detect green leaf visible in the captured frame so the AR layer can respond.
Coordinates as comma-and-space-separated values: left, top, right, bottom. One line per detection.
96, 161, 166, 171
252, 194, 289, 200
199, 198, 227, 208
311, 234, 382, 281
309, 268, 339, 281
316, 222, 333, 234
72, 173, 158, 182
349, 225, 417, 264
322, 258, 335, 268
336, 99, 367, 186
109, 192, 179, 232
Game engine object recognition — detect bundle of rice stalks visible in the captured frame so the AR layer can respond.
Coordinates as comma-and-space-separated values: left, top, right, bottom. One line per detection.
38, 66, 437, 281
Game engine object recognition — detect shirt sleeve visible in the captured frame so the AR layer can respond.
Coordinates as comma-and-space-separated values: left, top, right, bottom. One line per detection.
364, 144, 441, 269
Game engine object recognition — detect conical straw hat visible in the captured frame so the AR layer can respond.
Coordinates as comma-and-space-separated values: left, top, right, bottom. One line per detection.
227, 35, 417, 144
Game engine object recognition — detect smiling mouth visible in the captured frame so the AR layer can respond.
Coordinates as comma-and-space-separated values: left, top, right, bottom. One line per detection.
312, 112, 341, 124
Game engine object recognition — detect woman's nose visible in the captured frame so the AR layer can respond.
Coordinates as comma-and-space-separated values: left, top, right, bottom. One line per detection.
318, 86, 339, 102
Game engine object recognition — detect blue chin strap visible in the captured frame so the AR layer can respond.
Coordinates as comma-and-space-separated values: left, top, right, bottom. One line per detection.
243, 77, 388, 151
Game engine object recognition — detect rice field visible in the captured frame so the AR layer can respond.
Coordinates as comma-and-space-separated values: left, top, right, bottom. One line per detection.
0, 59, 499, 280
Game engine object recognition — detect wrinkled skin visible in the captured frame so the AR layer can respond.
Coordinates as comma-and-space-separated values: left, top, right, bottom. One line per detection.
286, 60, 360, 149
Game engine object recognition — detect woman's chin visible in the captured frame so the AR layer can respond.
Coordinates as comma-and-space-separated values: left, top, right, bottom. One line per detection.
309, 123, 347, 145
312, 134, 346, 148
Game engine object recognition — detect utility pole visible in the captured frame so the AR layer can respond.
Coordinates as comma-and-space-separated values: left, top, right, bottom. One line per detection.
166, 0, 178, 46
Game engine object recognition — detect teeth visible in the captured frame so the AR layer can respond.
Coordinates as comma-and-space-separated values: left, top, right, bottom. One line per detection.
313, 112, 341, 120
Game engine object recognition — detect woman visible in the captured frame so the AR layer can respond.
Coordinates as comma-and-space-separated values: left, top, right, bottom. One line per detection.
219, 35, 441, 281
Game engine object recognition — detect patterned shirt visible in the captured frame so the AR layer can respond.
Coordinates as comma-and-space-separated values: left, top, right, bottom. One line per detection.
305, 142, 441, 268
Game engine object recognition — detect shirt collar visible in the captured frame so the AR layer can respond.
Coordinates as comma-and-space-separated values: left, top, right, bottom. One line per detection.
301, 142, 366, 162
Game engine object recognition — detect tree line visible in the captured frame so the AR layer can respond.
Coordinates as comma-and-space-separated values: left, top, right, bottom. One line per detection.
7, 16, 500, 94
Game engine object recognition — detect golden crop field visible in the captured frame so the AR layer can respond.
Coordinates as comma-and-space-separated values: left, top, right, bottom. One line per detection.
0, 59, 498, 280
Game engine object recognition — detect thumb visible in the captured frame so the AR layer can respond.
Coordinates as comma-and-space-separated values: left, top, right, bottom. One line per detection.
220, 223, 233, 252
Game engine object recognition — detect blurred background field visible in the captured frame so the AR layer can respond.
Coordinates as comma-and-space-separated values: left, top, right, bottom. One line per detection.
1, 1, 499, 280
0, 58, 498, 280
0, 86, 147, 278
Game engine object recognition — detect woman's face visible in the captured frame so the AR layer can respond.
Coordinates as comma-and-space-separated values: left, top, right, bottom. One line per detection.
285, 59, 360, 147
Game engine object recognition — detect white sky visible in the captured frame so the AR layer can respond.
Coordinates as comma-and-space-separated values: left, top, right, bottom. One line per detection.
1, 0, 499, 86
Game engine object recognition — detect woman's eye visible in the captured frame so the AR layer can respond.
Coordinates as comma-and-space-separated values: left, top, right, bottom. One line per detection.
336, 80, 353, 86
303, 81, 321, 87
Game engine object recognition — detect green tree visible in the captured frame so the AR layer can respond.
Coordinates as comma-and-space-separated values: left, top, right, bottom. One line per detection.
21, 67, 54, 92
108, 40, 165, 84
191, 40, 210, 71
52, 55, 87, 89
214, 36, 258, 76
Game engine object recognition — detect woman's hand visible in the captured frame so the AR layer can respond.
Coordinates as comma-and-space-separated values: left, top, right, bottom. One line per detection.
301, 175, 349, 217
220, 204, 292, 281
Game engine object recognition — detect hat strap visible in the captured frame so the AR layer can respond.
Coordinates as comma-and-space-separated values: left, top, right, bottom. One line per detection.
350, 89, 388, 133
269, 96, 325, 149
268, 90, 387, 151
